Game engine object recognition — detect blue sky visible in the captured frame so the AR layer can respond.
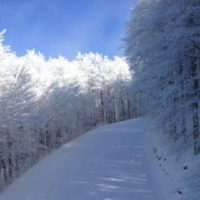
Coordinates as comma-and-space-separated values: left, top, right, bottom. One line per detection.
0, 0, 132, 60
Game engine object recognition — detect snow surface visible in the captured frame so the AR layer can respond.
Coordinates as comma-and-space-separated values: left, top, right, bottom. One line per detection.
0, 119, 165, 200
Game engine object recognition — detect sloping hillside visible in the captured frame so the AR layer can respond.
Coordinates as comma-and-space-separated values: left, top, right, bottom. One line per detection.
0, 119, 165, 200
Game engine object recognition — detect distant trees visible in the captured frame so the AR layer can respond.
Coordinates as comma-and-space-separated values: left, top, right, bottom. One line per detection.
125, 0, 200, 154
0, 31, 133, 188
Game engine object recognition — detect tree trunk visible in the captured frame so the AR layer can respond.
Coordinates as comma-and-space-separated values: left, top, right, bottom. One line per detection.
191, 58, 200, 154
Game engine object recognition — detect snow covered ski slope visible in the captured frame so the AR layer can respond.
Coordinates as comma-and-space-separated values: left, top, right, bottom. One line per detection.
0, 119, 163, 200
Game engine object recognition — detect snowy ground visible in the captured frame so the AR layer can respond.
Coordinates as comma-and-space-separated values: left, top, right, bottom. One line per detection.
0, 118, 166, 200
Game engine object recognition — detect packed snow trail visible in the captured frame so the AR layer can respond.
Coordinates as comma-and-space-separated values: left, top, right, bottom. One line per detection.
0, 119, 162, 200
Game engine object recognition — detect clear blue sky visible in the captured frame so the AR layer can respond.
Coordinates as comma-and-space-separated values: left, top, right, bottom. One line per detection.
0, 0, 132, 60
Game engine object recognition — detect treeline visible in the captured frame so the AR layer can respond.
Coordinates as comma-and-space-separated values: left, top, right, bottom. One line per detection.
0, 31, 133, 189
125, 0, 200, 154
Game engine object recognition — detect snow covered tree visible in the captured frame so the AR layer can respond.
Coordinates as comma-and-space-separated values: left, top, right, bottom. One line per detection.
125, 0, 200, 154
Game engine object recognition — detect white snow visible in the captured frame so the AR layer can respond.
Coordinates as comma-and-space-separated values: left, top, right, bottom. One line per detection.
0, 118, 166, 200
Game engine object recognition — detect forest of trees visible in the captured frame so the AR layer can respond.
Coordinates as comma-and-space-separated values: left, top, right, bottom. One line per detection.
0, 30, 134, 189
125, 0, 200, 154
1, 0, 200, 196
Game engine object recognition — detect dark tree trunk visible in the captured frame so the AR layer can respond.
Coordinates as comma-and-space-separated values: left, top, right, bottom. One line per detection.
191, 57, 200, 154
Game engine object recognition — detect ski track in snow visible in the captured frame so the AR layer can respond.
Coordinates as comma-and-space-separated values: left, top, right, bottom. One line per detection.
0, 118, 164, 200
